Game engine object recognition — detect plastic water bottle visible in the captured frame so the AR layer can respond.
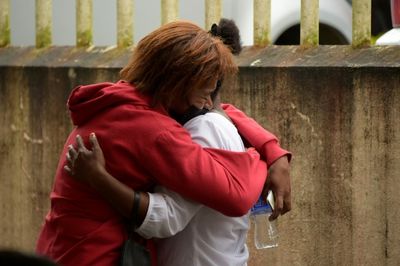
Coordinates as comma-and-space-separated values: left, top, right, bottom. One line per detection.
250, 190, 278, 249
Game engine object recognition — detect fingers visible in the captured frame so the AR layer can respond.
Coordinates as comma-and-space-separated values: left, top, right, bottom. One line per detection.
66, 151, 72, 167
64, 134, 97, 178
269, 192, 283, 221
67, 145, 77, 165
268, 190, 292, 221
265, 155, 292, 220
281, 194, 292, 215
68, 144, 78, 161
65, 145, 77, 176
76, 135, 89, 152
89, 133, 100, 151
64, 165, 73, 175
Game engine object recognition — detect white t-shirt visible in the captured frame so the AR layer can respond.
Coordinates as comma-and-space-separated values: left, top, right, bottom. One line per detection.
136, 111, 250, 266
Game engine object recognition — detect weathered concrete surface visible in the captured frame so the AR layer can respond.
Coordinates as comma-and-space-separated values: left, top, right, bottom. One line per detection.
0, 46, 399, 265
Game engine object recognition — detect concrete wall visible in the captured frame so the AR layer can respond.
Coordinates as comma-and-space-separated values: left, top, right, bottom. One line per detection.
0, 46, 399, 265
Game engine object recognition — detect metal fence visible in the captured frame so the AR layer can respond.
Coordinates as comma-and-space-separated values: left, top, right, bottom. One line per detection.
0, 0, 372, 48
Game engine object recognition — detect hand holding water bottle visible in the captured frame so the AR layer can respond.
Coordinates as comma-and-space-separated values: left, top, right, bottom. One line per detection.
250, 190, 278, 249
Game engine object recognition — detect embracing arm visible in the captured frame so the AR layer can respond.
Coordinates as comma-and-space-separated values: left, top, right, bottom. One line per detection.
142, 128, 266, 216
65, 134, 200, 234
222, 103, 292, 219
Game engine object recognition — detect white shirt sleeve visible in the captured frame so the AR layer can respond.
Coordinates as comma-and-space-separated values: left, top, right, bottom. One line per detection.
136, 188, 202, 239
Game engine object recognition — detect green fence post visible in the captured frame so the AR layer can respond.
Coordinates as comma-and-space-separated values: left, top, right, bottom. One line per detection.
353, 0, 371, 46
254, 0, 271, 46
205, 0, 221, 30
76, 0, 93, 47
301, 0, 319, 46
36, 0, 52, 48
117, 0, 133, 47
161, 0, 178, 25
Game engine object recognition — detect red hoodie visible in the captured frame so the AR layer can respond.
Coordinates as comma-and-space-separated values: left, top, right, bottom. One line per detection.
36, 80, 289, 266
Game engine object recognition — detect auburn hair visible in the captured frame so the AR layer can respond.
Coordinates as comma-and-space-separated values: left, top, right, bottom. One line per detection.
120, 20, 238, 110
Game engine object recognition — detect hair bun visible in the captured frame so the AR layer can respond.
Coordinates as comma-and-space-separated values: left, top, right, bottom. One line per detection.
214, 18, 242, 55
210, 23, 219, 36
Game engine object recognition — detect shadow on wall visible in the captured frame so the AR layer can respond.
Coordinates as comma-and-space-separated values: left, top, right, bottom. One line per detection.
0, 250, 57, 266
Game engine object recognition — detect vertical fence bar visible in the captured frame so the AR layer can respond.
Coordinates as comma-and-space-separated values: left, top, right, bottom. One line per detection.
205, 0, 222, 30
161, 0, 178, 25
36, 0, 52, 48
76, 0, 93, 47
117, 0, 133, 47
300, 0, 319, 46
0, 0, 10, 47
254, 0, 271, 46
353, 0, 371, 46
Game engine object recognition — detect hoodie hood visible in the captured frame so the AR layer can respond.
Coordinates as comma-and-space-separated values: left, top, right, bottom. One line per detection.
68, 80, 152, 126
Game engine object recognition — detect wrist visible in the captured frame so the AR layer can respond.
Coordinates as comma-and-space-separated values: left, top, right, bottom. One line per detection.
87, 164, 109, 189
269, 155, 290, 175
131, 192, 149, 229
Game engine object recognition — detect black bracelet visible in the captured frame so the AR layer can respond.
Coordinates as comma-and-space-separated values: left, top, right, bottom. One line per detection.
131, 191, 141, 229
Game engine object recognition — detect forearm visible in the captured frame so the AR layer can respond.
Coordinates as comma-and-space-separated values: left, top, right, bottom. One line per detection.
88, 167, 149, 224
148, 130, 267, 216
222, 103, 291, 165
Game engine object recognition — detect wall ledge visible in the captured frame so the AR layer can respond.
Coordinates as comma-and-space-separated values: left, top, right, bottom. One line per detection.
1, 45, 399, 69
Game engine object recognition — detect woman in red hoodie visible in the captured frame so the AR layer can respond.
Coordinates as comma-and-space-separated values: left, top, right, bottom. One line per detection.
36, 20, 291, 266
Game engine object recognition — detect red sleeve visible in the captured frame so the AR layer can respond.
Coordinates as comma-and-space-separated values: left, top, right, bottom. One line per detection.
222, 103, 292, 166
141, 128, 267, 217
